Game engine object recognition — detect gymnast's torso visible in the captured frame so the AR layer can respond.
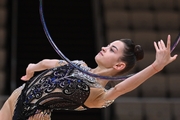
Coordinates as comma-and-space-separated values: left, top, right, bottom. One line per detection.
12, 60, 114, 120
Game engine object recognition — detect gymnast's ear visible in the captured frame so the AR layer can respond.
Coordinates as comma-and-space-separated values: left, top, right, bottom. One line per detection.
113, 62, 126, 71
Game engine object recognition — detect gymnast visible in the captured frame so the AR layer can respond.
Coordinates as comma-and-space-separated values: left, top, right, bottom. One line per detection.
0, 34, 178, 120
0, 0, 179, 119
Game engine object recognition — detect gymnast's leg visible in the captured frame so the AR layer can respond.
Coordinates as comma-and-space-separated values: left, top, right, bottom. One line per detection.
0, 85, 23, 120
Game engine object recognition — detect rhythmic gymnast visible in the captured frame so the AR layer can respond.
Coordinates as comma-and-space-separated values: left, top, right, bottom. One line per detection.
0, 0, 179, 120
0, 35, 177, 120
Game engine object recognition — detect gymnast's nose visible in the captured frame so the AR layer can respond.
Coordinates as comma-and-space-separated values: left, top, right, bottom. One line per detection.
101, 46, 107, 52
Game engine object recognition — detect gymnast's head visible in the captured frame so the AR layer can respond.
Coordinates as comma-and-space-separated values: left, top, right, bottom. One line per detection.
95, 38, 144, 75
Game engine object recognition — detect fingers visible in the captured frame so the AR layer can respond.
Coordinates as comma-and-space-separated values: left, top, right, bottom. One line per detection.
160, 40, 166, 49
158, 41, 162, 49
159, 35, 171, 50
167, 34, 171, 51
154, 41, 158, 51
21, 75, 30, 81
154, 35, 171, 51
21, 72, 33, 81
21, 64, 34, 81
170, 54, 178, 63
154, 40, 165, 51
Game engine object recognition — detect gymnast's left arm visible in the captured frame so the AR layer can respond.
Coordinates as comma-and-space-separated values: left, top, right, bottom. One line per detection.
104, 35, 177, 101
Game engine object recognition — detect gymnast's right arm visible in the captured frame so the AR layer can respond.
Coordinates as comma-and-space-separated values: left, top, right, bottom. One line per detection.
21, 59, 67, 81
0, 59, 66, 119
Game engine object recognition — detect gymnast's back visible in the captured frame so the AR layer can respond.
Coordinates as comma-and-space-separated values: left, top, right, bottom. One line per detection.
9, 60, 114, 120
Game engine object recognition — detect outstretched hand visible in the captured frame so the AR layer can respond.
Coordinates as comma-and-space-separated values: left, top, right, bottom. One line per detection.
153, 35, 178, 71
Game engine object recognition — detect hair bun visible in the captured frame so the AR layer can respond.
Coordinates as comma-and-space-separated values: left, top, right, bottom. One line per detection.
134, 45, 144, 61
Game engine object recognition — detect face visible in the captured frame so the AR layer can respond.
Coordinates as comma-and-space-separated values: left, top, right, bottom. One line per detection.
95, 40, 125, 68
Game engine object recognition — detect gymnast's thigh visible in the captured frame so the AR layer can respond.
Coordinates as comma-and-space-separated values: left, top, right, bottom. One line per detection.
0, 85, 24, 120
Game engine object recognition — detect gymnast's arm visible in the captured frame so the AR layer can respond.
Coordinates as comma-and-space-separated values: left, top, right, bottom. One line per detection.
104, 35, 178, 101
21, 59, 66, 81
0, 59, 66, 119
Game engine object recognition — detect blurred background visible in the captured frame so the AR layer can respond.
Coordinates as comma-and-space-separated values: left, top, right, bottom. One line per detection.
0, 0, 180, 120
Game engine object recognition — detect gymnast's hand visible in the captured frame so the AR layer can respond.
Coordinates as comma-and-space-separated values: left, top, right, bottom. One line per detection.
152, 35, 178, 71
21, 59, 61, 81
21, 63, 35, 81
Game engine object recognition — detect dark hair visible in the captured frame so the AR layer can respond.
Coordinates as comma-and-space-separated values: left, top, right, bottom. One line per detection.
118, 39, 144, 74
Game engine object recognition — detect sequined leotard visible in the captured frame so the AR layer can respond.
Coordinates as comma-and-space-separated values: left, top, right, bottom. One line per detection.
12, 60, 114, 120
